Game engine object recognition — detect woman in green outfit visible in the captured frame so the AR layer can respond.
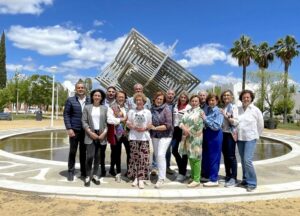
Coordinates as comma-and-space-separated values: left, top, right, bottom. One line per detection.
179, 95, 204, 188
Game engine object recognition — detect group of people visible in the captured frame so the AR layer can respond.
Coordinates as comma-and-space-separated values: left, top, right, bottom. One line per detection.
63, 81, 263, 192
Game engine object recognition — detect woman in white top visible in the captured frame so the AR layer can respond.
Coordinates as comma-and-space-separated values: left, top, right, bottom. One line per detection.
236, 90, 263, 192
82, 89, 108, 187
220, 90, 238, 188
126, 93, 152, 189
171, 91, 191, 182
107, 90, 130, 182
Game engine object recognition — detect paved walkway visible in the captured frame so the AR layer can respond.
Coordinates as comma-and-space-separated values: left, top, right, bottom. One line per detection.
0, 127, 300, 202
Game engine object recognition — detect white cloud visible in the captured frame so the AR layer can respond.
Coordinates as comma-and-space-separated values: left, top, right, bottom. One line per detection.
157, 42, 175, 57
22, 56, 33, 62
62, 80, 75, 94
69, 33, 126, 63
7, 25, 80, 56
7, 25, 127, 71
178, 43, 227, 68
196, 73, 242, 90
6, 63, 36, 72
61, 59, 100, 70
225, 54, 239, 67
63, 73, 85, 84
93, 19, 104, 27
0, 0, 53, 15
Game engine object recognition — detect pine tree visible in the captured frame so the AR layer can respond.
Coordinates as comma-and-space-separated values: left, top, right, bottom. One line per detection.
0, 31, 7, 88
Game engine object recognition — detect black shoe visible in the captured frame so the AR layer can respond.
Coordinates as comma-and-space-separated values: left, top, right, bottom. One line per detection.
246, 186, 256, 192
81, 171, 86, 178
101, 170, 106, 177
84, 177, 91, 187
237, 181, 247, 188
166, 167, 175, 175
109, 169, 116, 177
92, 177, 101, 185
79, 175, 86, 180
67, 172, 74, 181
200, 177, 209, 183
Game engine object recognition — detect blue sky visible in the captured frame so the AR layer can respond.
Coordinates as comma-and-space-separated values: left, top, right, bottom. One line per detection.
1, 0, 300, 91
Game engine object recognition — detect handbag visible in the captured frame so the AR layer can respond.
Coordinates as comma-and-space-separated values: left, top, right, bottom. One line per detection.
107, 124, 116, 145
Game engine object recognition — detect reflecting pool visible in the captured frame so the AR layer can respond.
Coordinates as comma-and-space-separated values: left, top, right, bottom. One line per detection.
0, 130, 291, 162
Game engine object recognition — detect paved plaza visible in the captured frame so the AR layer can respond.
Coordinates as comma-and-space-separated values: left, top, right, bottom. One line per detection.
0, 126, 300, 202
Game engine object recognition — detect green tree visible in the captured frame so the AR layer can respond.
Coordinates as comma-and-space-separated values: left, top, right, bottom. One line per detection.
230, 35, 255, 91
274, 97, 295, 116
248, 71, 284, 119
23, 74, 52, 111
0, 88, 9, 112
274, 35, 300, 123
207, 86, 222, 97
253, 42, 274, 112
5, 70, 30, 113
56, 82, 68, 111
0, 31, 7, 88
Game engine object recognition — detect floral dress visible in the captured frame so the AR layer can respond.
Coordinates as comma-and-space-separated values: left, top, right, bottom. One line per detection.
179, 106, 204, 159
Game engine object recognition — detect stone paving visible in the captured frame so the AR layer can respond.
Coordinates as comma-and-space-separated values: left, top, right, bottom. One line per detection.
0, 127, 300, 202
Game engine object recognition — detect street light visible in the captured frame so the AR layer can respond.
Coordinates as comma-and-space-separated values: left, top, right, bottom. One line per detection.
56, 84, 58, 120
15, 69, 21, 115
16, 89, 19, 115
50, 66, 57, 128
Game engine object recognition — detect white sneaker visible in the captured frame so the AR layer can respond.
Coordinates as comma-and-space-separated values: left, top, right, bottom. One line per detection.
132, 178, 138, 187
224, 178, 237, 188
187, 181, 200, 188
115, 173, 121, 183
138, 180, 145, 189
203, 181, 219, 187
143, 180, 150, 186
155, 179, 164, 189
175, 174, 186, 182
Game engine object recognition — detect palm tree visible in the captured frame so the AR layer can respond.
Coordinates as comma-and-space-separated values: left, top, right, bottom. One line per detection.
253, 42, 274, 112
274, 35, 300, 123
230, 35, 255, 90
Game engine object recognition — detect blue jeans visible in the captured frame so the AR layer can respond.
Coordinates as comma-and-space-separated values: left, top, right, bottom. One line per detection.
237, 139, 257, 187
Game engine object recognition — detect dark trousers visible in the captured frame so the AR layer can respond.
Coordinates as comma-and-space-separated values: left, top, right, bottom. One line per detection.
171, 127, 188, 175
110, 135, 130, 174
201, 128, 223, 182
86, 140, 107, 177
222, 132, 237, 180
166, 144, 172, 168
86, 140, 100, 177
100, 144, 107, 174
68, 129, 86, 176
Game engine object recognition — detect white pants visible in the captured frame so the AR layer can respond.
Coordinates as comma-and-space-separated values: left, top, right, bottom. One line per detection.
152, 137, 172, 180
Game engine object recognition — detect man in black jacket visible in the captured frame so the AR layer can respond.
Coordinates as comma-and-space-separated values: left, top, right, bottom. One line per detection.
63, 81, 90, 181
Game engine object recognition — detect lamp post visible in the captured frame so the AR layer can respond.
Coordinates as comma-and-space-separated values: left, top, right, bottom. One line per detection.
16, 89, 19, 115
15, 69, 21, 115
50, 66, 57, 128
56, 85, 59, 120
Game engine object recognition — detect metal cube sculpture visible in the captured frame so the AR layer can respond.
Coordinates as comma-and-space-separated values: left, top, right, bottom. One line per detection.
95, 28, 200, 97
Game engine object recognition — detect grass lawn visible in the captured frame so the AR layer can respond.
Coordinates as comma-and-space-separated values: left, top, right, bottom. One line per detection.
11, 113, 53, 120
277, 122, 300, 130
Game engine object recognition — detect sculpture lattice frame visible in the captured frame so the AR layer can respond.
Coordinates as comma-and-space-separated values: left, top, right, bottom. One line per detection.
96, 28, 200, 97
